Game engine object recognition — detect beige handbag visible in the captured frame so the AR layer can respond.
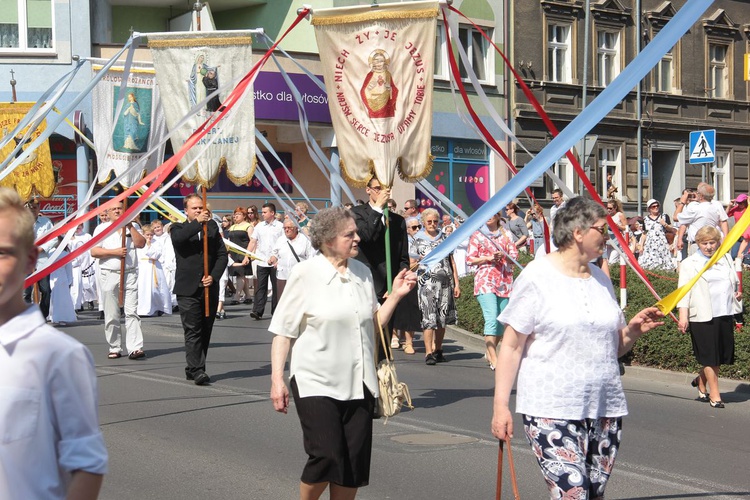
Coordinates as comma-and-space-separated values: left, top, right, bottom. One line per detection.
375, 316, 413, 421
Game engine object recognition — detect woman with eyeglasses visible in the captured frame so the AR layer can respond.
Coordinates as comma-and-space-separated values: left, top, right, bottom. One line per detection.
638, 199, 676, 271
492, 197, 664, 499
466, 211, 518, 370
413, 208, 460, 365
391, 216, 423, 354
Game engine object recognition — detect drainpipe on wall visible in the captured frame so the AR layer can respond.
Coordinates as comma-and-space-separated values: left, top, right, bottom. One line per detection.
580, 0, 591, 195
636, 0, 643, 217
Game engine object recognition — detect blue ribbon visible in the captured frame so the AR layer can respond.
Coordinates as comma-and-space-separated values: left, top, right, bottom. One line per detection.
422, 0, 712, 268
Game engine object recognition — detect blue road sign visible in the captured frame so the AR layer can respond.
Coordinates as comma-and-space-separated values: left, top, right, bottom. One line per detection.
689, 129, 716, 164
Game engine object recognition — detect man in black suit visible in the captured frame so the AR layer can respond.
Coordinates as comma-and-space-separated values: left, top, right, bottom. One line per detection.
351, 176, 410, 301
170, 194, 228, 385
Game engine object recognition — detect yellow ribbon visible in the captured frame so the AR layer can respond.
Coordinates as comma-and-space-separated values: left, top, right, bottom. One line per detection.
657, 208, 750, 314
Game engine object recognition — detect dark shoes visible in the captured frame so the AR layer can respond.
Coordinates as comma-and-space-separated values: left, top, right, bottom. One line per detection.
128, 349, 146, 360
434, 350, 446, 363
425, 353, 437, 366
216, 311, 226, 320
107, 352, 122, 360
193, 372, 210, 386
691, 377, 710, 402
709, 400, 725, 408
250, 311, 263, 320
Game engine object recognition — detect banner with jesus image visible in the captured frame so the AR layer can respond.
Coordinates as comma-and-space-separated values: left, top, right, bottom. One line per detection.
148, 31, 256, 188
312, 1, 438, 187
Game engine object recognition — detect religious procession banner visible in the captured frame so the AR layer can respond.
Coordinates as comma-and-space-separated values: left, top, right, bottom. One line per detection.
0, 102, 55, 200
91, 60, 168, 187
148, 31, 256, 188
312, 1, 438, 187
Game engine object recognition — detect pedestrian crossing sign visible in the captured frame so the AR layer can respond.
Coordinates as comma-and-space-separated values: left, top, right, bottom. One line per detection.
689, 129, 716, 164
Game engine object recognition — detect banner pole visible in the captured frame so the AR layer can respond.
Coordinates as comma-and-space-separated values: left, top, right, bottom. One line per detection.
202, 185, 210, 317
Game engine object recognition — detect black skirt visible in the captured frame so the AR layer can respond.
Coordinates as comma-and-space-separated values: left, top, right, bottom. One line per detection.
689, 315, 735, 366
290, 378, 374, 488
392, 286, 421, 331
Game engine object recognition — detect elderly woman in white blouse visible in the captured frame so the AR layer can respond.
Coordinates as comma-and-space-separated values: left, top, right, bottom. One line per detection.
678, 225, 740, 409
491, 197, 663, 500
270, 206, 416, 500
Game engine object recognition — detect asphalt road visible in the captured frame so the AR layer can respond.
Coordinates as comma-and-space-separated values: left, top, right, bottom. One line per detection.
63, 303, 750, 500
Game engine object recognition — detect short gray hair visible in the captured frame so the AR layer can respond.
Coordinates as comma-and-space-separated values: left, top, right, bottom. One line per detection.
308, 206, 353, 251
552, 196, 607, 249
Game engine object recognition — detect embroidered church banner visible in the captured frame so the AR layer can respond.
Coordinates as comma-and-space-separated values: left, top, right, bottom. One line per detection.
148, 31, 256, 188
312, 1, 437, 187
92, 61, 168, 187
0, 102, 55, 199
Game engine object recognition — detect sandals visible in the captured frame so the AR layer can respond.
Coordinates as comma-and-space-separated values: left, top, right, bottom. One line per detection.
403, 343, 415, 355
128, 349, 146, 360
108, 352, 121, 359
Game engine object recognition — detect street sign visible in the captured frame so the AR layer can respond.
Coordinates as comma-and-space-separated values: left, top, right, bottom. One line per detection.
689, 129, 715, 164
640, 159, 650, 179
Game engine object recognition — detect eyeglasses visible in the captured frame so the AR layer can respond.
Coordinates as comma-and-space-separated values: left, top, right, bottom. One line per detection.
405, 205, 415, 210
424, 220, 438, 224
589, 224, 608, 235
409, 225, 421, 230
606, 206, 615, 211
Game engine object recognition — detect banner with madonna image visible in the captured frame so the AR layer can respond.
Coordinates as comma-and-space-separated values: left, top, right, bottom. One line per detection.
92, 60, 168, 187
148, 31, 256, 188
312, 1, 438, 187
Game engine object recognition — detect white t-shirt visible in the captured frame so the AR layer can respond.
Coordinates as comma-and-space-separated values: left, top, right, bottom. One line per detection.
677, 201, 727, 242
269, 254, 379, 401
92, 221, 141, 271
271, 232, 315, 280
0, 306, 108, 500
498, 255, 628, 420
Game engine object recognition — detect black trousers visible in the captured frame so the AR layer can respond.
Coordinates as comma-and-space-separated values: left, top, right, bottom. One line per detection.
253, 265, 278, 316
177, 285, 219, 377
24, 275, 51, 319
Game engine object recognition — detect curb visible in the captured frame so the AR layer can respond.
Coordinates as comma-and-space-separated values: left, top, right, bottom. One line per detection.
445, 325, 750, 394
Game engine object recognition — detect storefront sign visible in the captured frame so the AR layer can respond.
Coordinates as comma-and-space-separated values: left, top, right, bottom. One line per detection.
254, 72, 332, 123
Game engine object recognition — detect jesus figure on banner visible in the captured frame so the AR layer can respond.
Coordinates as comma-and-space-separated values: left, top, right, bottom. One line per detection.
360, 49, 398, 118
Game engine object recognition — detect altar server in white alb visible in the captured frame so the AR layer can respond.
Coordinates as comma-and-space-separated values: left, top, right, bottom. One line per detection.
136, 224, 172, 317
151, 219, 177, 307
69, 223, 97, 310
48, 241, 77, 326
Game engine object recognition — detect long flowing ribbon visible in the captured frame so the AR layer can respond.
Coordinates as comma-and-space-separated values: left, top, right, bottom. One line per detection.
421, 0, 712, 269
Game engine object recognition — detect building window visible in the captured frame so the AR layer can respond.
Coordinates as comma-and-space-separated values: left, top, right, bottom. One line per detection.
656, 50, 673, 92
711, 151, 731, 204
434, 22, 493, 84
596, 30, 620, 86
547, 23, 572, 83
0, 0, 54, 52
708, 42, 729, 98
598, 146, 621, 201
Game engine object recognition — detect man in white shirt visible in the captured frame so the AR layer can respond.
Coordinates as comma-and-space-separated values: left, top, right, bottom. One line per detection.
22, 197, 57, 319
91, 201, 147, 360
549, 188, 566, 252
0, 187, 107, 500
675, 182, 728, 255
269, 219, 314, 301
249, 202, 284, 320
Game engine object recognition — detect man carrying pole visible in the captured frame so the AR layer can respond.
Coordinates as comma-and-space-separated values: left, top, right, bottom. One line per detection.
91, 200, 147, 360
170, 193, 227, 385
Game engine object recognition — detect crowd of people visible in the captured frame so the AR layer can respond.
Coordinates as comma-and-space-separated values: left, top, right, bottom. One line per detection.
10, 178, 747, 500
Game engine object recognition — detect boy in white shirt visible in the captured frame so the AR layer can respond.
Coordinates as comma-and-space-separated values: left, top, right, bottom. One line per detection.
0, 187, 107, 499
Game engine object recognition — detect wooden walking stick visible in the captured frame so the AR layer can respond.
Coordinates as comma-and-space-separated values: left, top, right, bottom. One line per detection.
202, 185, 210, 317
119, 197, 128, 308
496, 437, 520, 500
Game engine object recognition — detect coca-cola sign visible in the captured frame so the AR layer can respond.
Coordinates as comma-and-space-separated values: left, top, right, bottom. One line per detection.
40, 198, 77, 220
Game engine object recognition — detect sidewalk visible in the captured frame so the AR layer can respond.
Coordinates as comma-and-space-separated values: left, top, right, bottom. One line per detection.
445, 324, 750, 394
